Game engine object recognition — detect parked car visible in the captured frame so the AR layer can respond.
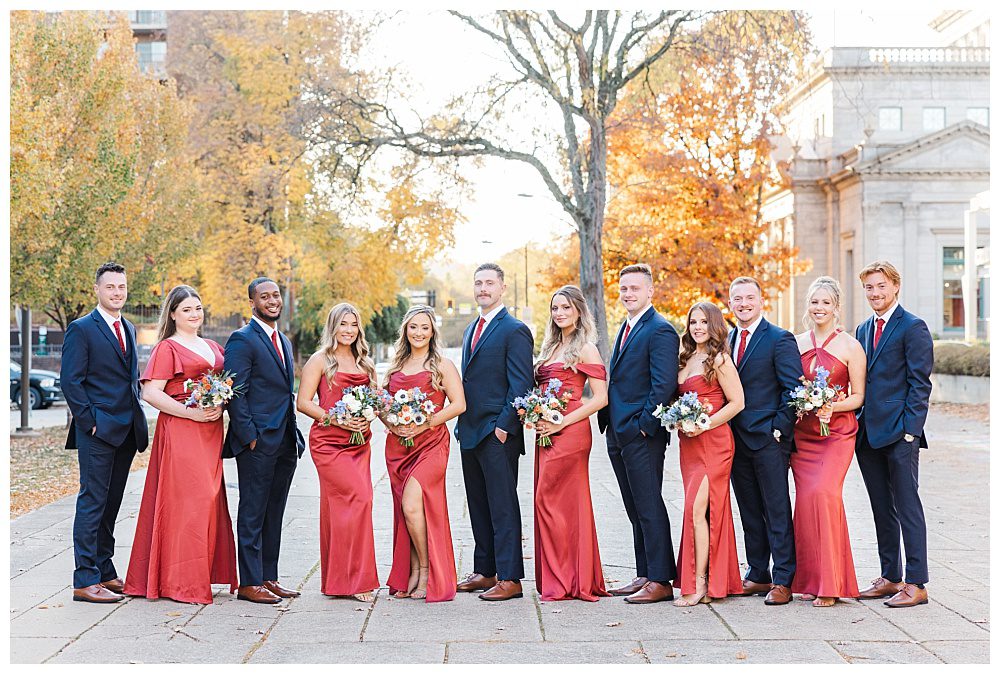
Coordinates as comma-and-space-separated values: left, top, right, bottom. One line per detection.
9, 361, 63, 410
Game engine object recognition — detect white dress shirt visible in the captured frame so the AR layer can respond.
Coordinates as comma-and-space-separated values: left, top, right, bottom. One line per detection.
252, 315, 284, 362
96, 304, 126, 354
618, 303, 653, 351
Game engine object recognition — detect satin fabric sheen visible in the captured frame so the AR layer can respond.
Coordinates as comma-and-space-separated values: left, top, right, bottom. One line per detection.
385, 370, 457, 602
673, 374, 744, 598
124, 339, 238, 604
533, 362, 611, 601
790, 331, 860, 598
309, 370, 379, 596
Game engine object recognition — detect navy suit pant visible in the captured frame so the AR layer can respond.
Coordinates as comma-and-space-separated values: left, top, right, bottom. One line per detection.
461, 433, 524, 581
73, 429, 139, 588
607, 430, 676, 583
730, 434, 796, 587
855, 431, 929, 584
235, 432, 298, 586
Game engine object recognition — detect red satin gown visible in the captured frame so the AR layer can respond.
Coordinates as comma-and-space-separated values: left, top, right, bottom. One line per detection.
309, 370, 380, 596
790, 330, 860, 598
385, 370, 457, 602
124, 339, 238, 604
534, 362, 611, 602
673, 374, 744, 598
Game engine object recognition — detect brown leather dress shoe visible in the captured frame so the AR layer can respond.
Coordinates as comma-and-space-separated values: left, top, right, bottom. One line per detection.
858, 577, 904, 599
237, 585, 282, 604
741, 579, 772, 596
263, 580, 301, 598
764, 584, 792, 605
624, 581, 674, 604
457, 573, 498, 592
479, 579, 523, 601
100, 577, 125, 594
73, 584, 124, 603
884, 583, 928, 608
609, 576, 649, 596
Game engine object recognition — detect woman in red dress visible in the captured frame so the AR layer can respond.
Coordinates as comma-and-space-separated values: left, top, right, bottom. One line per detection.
532, 285, 610, 602
124, 285, 238, 604
296, 303, 380, 601
382, 305, 465, 602
672, 302, 745, 606
791, 276, 865, 607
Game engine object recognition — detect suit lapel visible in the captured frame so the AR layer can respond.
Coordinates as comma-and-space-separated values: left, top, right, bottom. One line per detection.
868, 308, 904, 370
611, 307, 653, 372
466, 308, 507, 367
610, 320, 627, 371
735, 319, 769, 373
462, 319, 476, 370
280, 331, 294, 382
91, 310, 128, 368
123, 318, 139, 372
251, 320, 288, 378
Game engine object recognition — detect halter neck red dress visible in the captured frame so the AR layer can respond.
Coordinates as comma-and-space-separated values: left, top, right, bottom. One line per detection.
533, 362, 611, 601
309, 370, 379, 596
790, 329, 860, 598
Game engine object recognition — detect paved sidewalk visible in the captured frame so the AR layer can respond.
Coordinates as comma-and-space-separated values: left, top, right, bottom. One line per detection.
9, 408, 989, 664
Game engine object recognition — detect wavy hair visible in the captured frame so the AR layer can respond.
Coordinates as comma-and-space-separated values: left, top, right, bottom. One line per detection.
156, 285, 201, 342
318, 303, 376, 385
802, 276, 843, 330
535, 285, 597, 374
678, 301, 730, 384
384, 305, 445, 391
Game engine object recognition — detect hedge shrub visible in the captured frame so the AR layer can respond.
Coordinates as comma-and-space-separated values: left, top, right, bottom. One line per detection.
933, 342, 990, 377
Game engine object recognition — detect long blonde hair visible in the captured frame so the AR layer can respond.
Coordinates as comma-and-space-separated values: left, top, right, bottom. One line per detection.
801, 276, 843, 330
318, 303, 376, 385
535, 285, 597, 374
384, 305, 445, 391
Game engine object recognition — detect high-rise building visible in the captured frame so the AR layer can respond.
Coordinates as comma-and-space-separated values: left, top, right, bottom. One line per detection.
128, 10, 167, 77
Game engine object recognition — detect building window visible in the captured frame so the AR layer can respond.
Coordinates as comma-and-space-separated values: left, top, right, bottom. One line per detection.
942, 247, 965, 331
967, 107, 989, 126
136, 41, 166, 75
923, 107, 946, 131
878, 107, 902, 131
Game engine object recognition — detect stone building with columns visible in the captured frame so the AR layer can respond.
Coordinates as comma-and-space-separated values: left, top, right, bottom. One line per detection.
763, 13, 990, 339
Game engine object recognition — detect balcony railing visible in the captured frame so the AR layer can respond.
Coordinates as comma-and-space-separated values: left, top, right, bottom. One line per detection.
868, 47, 990, 64
128, 10, 166, 30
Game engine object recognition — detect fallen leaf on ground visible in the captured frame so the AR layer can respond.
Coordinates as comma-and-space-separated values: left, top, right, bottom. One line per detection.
166, 611, 183, 617
736, 651, 748, 660
606, 621, 621, 627
665, 652, 679, 658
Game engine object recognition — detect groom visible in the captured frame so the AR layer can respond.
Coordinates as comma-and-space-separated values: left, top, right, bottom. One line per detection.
455, 262, 534, 601
224, 277, 305, 604
598, 263, 679, 604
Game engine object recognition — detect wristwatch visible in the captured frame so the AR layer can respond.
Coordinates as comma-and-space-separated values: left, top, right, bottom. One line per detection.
904, 433, 915, 443
773, 429, 782, 441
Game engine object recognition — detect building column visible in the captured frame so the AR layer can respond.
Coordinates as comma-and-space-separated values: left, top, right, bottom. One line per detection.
902, 202, 920, 309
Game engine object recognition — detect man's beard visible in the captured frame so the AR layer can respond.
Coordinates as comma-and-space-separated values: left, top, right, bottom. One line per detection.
252, 305, 282, 322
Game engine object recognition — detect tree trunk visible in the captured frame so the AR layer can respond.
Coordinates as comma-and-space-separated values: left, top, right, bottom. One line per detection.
580, 124, 611, 362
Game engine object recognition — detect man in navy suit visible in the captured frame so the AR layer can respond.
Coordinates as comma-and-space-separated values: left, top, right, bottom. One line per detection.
854, 260, 933, 608
224, 277, 305, 604
62, 262, 149, 603
597, 263, 679, 604
727, 276, 803, 606
455, 263, 534, 601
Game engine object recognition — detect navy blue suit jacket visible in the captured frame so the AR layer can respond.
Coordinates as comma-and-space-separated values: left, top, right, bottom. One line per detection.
61, 309, 149, 451
855, 306, 933, 449
728, 318, 803, 451
456, 307, 534, 452
598, 306, 680, 446
223, 321, 305, 459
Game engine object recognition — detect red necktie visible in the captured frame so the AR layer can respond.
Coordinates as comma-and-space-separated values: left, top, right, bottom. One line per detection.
736, 329, 749, 365
271, 329, 283, 362
470, 317, 486, 352
873, 317, 885, 351
112, 320, 126, 357
620, 322, 631, 350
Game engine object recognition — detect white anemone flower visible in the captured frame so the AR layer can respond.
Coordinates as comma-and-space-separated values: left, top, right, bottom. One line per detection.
394, 389, 411, 403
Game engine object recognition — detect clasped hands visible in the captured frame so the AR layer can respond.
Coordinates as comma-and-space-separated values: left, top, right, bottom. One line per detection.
324, 415, 370, 433
534, 418, 565, 439
389, 420, 431, 439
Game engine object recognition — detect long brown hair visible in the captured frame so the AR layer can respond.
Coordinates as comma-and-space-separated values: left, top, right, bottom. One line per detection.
156, 285, 201, 342
318, 303, 376, 385
535, 285, 597, 374
678, 301, 730, 383
384, 305, 445, 391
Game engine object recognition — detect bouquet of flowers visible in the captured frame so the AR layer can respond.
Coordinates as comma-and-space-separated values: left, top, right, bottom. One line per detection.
511, 379, 573, 448
183, 369, 245, 409
325, 385, 390, 445
788, 365, 843, 437
384, 387, 437, 447
654, 391, 713, 435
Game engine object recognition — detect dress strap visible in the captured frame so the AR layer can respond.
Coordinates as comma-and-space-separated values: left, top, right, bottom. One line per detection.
820, 328, 841, 350
809, 330, 818, 350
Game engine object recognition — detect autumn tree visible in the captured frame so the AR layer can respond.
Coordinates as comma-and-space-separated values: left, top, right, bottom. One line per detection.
597, 11, 812, 323
318, 10, 700, 360
10, 11, 199, 329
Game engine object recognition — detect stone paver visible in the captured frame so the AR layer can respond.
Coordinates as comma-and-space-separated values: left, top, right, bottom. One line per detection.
8, 405, 989, 663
